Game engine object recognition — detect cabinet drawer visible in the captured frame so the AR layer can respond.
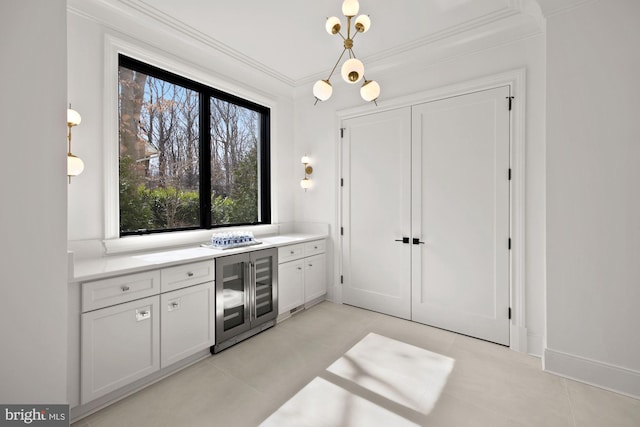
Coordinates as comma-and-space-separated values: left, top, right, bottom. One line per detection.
304, 239, 326, 256
161, 260, 214, 293
82, 270, 160, 312
278, 243, 305, 263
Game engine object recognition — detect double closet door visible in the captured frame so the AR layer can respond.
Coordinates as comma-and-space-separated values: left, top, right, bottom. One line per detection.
341, 86, 511, 345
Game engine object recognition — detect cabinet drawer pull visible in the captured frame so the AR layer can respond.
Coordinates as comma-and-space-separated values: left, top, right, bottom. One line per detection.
187, 272, 194, 277
308, 264, 313, 267
290, 250, 295, 254
121, 285, 130, 292
168, 300, 180, 311
135, 309, 151, 321
297, 267, 302, 270
314, 246, 318, 249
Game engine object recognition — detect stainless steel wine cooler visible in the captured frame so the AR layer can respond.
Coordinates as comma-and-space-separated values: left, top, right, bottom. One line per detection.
212, 248, 278, 353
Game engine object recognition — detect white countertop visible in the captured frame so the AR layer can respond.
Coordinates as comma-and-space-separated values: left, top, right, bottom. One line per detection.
71, 233, 326, 283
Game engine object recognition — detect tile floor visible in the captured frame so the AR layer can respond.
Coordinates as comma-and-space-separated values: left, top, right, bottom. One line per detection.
72, 301, 640, 427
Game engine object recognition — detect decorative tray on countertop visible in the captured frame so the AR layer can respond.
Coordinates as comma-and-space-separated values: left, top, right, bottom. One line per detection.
200, 240, 263, 250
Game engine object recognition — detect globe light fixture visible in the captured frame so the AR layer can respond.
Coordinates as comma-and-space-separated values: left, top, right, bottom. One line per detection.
313, 0, 380, 105
300, 156, 313, 191
67, 105, 85, 183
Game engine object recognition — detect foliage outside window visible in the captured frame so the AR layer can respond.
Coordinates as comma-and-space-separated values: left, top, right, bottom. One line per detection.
118, 55, 270, 236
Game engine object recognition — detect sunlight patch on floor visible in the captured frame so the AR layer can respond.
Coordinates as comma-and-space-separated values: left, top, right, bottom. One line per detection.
260, 333, 455, 426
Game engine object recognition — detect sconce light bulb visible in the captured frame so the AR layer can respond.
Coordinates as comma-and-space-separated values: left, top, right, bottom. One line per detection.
300, 177, 312, 190
67, 108, 82, 126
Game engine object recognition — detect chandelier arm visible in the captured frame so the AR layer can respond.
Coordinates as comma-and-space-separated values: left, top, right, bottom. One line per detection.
326, 48, 348, 81
346, 16, 352, 40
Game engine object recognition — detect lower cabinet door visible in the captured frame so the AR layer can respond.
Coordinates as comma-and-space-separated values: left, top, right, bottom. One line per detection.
81, 295, 160, 403
305, 254, 327, 303
161, 282, 215, 367
278, 260, 305, 315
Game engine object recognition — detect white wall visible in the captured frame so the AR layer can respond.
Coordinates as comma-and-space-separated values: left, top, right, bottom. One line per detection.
293, 33, 547, 355
545, 0, 640, 397
67, 0, 296, 242
0, 0, 68, 403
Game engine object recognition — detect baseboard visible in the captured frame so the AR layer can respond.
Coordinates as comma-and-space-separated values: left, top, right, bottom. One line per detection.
544, 348, 640, 399
70, 349, 211, 423
527, 332, 543, 357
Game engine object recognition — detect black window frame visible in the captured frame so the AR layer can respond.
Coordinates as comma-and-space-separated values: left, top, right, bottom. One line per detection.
118, 54, 271, 236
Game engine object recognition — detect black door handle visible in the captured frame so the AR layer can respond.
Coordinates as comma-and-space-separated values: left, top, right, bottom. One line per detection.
394, 237, 410, 244
413, 238, 425, 245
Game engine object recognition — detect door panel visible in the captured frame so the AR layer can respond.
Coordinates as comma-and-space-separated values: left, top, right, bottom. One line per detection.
411, 86, 510, 345
341, 107, 412, 319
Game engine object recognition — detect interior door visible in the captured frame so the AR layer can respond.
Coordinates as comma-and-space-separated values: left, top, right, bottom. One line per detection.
411, 86, 511, 345
341, 107, 412, 319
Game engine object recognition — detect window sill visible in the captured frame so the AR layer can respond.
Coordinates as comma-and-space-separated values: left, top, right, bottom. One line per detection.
102, 224, 281, 255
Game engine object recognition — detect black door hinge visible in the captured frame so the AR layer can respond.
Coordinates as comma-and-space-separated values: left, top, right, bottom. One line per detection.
341, 227, 344, 236
508, 307, 512, 319
340, 128, 344, 138
508, 168, 512, 181
507, 96, 514, 111
341, 275, 344, 284
508, 238, 512, 250
340, 178, 344, 187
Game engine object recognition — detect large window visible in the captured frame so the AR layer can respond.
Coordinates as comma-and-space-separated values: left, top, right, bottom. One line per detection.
118, 55, 270, 236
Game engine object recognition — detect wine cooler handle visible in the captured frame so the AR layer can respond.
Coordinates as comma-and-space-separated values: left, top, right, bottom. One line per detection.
252, 261, 257, 320
244, 262, 251, 324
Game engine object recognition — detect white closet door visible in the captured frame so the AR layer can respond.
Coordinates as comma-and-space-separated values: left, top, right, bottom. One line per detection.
411, 86, 511, 345
341, 107, 412, 319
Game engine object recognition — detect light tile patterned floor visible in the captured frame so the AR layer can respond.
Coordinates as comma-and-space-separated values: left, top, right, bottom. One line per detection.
73, 302, 640, 427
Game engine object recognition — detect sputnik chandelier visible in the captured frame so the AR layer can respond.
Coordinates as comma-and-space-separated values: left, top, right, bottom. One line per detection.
313, 0, 380, 104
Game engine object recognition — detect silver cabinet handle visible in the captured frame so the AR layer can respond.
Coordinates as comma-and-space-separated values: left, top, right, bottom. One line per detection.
168, 300, 180, 311
136, 308, 151, 321
187, 272, 194, 277
121, 285, 130, 292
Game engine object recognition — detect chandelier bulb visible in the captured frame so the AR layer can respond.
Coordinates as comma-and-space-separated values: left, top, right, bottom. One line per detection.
342, 0, 360, 17
360, 80, 381, 102
341, 58, 364, 84
325, 16, 342, 35
355, 14, 371, 33
313, 79, 333, 101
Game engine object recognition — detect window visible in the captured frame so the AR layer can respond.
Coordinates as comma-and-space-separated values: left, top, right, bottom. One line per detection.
118, 55, 270, 236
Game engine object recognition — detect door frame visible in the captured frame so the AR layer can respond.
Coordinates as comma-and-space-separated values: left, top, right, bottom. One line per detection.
335, 68, 528, 353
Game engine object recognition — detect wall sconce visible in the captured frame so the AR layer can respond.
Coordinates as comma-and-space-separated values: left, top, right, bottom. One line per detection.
67, 105, 85, 183
300, 155, 313, 191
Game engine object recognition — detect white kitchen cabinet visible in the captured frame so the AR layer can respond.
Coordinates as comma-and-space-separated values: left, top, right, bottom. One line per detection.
161, 281, 214, 368
278, 259, 305, 315
278, 239, 327, 316
81, 295, 160, 404
304, 253, 326, 303
80, 260, 215, 404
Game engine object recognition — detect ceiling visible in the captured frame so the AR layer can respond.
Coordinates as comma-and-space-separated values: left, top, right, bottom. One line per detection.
77, 0, 586, 86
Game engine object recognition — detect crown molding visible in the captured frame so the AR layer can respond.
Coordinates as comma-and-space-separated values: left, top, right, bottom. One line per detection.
536, 0, 598, 17
116, 0, 297, 86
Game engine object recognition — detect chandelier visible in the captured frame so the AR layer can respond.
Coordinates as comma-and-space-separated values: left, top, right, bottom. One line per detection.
313, 0, 380, 104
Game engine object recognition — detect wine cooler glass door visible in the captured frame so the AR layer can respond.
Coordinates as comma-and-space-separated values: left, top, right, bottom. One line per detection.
216, 254, 250, 343
251, 249, 278, 327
